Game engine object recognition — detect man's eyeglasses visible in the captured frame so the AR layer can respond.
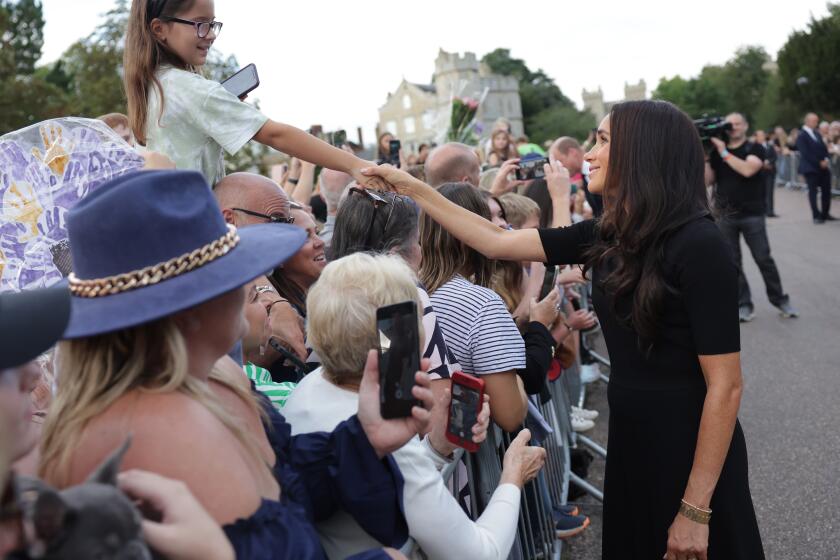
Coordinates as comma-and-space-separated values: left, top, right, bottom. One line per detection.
349, 188, 401, 250
160, 16, 223, 39
232, 208, 294, 224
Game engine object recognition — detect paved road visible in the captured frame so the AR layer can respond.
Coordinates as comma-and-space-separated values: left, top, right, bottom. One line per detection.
563, 187, 840, 560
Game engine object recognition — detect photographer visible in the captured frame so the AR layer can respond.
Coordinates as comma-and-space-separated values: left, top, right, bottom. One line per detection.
707, 113, 797, 322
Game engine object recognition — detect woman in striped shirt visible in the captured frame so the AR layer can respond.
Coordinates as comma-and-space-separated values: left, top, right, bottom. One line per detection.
419, 183, 528, 432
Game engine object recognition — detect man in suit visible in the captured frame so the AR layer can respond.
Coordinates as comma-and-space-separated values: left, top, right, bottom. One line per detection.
795, 113, 834, 224
756, 130, 779, 217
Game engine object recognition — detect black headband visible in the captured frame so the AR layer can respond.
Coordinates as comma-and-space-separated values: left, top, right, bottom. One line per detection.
147, 0, 168, 21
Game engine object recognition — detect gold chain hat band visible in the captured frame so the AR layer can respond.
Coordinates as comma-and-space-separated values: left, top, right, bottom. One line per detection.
68, 224, 240, 298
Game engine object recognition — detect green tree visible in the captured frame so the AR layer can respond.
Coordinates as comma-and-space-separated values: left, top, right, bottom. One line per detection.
60, 0, 128, 117
525, 105, 596, 147
777, 3, 840, 117
2, 0, 44, 75
721, 46, 771, 123
482, 48, 591, 143
0, 0, 68, 134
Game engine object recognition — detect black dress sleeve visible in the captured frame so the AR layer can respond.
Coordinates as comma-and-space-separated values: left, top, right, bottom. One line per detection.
537, 220, 597, 266
517, 322, 555, 395
673, 220, 741, 355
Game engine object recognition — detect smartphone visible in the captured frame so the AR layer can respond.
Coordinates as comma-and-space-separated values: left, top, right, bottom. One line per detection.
221, 63, 259, 98
446, 372, 485, 452
539, 265, 559, 300
516, 157, 549, 181
377, 300, 421, 419
331, 129, 347, 148
389, 139, 402, 168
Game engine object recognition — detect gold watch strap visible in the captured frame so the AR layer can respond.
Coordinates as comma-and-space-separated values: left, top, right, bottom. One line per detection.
679, 499, 712, 524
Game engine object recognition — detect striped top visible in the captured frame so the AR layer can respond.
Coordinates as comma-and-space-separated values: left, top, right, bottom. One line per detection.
244, 363, 296, 409
428, 275, 526, 376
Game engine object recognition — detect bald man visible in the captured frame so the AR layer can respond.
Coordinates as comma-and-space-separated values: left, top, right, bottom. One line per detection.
796, 112, 833, 223
424, 142, 482, 188
317, 168, 354, 248
214, 172, 293, 227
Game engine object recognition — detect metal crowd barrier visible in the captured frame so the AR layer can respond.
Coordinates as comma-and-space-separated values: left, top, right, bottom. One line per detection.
774, 152, 840, 196
403, 281, 610, 559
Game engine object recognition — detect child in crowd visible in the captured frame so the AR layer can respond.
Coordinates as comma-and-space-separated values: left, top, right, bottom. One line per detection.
124, 0, 386, 188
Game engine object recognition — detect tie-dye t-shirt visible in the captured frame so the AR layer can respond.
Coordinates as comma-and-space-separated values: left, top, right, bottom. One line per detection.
146, 65, 268, 186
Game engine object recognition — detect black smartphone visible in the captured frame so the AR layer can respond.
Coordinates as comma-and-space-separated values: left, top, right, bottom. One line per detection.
221, 63, 259, 98
389, 139, 401, 168
377, 300, 421, 419
516, 157, 549, 181
331, 129, 347, 148
539, 265, 559, 300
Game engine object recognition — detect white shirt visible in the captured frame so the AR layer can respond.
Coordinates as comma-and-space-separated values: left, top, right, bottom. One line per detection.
283, 368, 521, 560
146, 66, 268, 186
803, 126, 819, 142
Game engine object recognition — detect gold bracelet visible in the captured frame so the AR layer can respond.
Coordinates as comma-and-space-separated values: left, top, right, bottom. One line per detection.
679, 499, 712, 524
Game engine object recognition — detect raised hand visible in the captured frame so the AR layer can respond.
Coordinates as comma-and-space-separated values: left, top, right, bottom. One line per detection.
428, 388, 491, 456
357, 350, 435, 458
545, 159, 571, 199
490, 158, 526, 196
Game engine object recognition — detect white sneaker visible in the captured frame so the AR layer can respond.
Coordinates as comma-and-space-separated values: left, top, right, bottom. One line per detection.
572, 406, 599, 420
579, 363, 601, 384
571, 414, 595, 432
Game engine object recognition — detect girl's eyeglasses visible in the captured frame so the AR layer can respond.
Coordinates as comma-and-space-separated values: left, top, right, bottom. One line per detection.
160, 16, 223, 39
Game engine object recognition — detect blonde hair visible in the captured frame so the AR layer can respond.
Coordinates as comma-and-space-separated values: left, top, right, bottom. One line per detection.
307, 253, 423, 383
39, 316, 267, 487
499, 193, 540, 229
124, 0, 196, 145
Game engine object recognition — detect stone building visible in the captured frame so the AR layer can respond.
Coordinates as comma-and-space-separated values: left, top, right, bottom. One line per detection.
378, 49, 524, 151
582, 80, 647, 121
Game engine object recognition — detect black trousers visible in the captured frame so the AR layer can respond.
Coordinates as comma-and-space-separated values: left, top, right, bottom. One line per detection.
765, 170, 776, 216
804, 170, 832, 219
718, 215, 788, 310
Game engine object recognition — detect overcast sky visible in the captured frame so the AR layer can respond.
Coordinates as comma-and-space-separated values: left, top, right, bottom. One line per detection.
40, 0, 829, 145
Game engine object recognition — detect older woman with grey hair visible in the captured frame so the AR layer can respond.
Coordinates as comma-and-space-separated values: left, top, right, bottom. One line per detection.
283, 253, 546, 560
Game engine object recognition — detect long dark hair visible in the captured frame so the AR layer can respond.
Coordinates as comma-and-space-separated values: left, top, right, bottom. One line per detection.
125, 0, 197, 145
584, 100, 710, 350
420, 183, 496, 294
329, 190, 419, 261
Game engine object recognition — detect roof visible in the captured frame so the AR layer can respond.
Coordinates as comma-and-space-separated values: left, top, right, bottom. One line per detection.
411, 83, 437, 94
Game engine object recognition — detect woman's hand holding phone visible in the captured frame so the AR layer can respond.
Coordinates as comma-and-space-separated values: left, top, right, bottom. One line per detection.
357, 350, 435, 459
429, 388, 490, 457
499, 429, 546, 489
545, 159, 572, 200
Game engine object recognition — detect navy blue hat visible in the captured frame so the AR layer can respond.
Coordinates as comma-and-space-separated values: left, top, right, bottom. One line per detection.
62, 170, 306, 339
0, 286, 70, 369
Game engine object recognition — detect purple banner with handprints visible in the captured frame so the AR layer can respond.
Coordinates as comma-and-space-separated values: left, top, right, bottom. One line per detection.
0, 118, 144, 292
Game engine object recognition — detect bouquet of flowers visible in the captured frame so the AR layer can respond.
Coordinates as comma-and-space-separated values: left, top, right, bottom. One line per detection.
445, 86, 488, 145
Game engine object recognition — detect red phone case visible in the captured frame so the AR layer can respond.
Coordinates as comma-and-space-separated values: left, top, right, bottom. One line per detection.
446, 372, 485, 452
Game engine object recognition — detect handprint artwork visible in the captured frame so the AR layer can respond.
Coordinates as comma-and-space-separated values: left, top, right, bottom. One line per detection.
0, 118, 144, 291
31, 123, 72, 176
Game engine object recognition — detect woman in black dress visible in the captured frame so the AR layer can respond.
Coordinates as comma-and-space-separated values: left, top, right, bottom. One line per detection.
362, 100, 764, 560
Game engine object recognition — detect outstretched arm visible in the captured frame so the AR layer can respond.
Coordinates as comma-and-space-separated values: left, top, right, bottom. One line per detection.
255, 121, 386, 189
362, 165, 546, 262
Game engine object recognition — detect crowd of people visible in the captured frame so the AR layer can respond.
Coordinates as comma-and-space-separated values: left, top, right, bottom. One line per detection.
9, 0, 833, 558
